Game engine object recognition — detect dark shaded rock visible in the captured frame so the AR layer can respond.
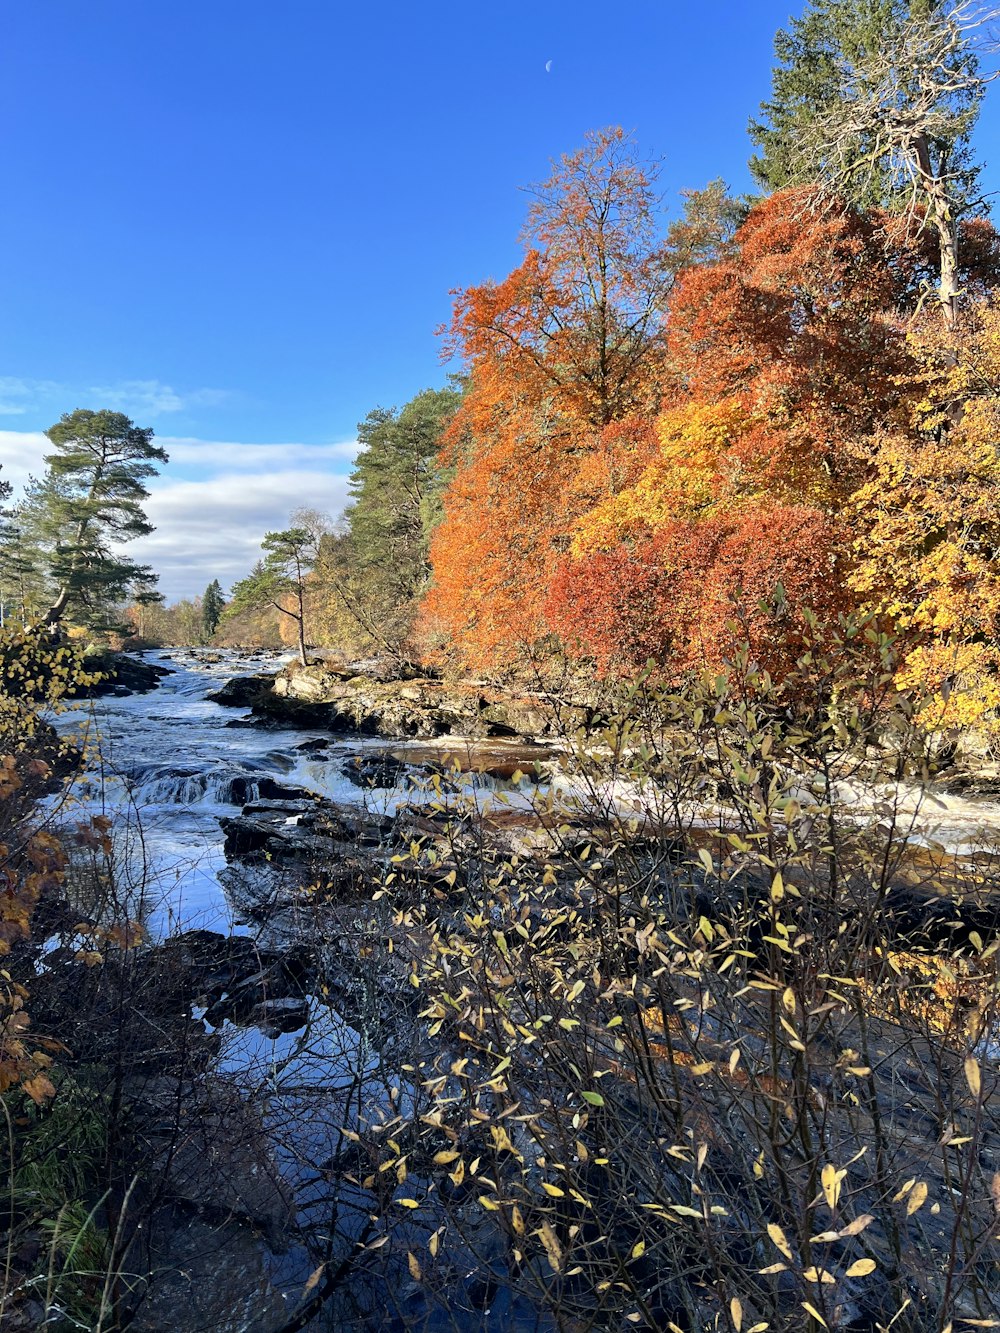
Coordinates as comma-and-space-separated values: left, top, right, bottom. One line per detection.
342, 751, 411, 789
884, 885, 1000, 951
206, 674, 275, 707
254, 775, 313, 802
136, 1075, 295, 1250
127, 1214, 290, 1332
220, 797, 393, 864
294, 737, 331, 754
69, 652, 172, 698
246, 996, 310, 1036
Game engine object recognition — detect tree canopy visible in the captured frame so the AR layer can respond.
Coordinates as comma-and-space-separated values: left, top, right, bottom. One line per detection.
19, 409, 167, 630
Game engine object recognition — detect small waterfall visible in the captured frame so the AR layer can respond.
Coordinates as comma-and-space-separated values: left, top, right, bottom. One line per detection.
126, 763, 262, 808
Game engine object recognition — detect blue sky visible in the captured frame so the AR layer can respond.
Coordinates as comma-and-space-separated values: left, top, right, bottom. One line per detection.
2, 1, 999, 596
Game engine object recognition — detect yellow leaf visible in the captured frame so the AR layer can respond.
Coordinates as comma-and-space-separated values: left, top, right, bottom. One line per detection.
802, 1302, 828, 1327
766, 1223, 792, 1259
537, 1220, 562, 1272
407, 1251, 422, 1281
821, 1163, 842, 1209
730, 1296, 743, 1331
397, 1198, 420, 1209
631, 1240, 645, 1259
845, 1258, 876, 1277
303, 1264, 324, 1294
965, 1055, 982, 1100
542, 1183, 565, 1197
906, 1181, 928, 1215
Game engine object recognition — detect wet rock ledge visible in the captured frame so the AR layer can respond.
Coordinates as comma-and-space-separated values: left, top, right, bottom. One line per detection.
210, 659, 590, 741
69, 651, 173, 698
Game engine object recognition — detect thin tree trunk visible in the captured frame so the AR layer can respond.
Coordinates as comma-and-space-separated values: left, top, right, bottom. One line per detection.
296, 581, 307, 666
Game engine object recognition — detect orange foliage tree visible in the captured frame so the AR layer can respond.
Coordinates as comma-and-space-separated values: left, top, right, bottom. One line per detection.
421, 129, 724, 667
547, 506, 849, 676
548, 190, 916, 673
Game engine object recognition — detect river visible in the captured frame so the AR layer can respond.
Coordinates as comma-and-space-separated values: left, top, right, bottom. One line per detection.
43, 648, 1000, 1330
47, 649, 547, 1332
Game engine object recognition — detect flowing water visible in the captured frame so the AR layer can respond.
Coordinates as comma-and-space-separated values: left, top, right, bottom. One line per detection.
44, 650, 1000, 1329
57, 649, 402, 937
48, 651, 546, 1331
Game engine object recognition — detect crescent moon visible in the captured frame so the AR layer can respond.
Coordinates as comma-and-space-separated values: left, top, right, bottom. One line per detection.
545, 59, 552, 73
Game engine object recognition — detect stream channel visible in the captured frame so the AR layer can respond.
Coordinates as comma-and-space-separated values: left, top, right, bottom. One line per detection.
48, 647, 1000, 1331
53, 648, 549, 1332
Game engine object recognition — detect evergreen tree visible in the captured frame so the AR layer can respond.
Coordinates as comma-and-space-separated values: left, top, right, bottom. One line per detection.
749, 0, 982, 206
0, 470, 47, 628
22, 409, 168, 628
348, 385, 462, 605
749, 0, 989, 324
201, 579, 225, 638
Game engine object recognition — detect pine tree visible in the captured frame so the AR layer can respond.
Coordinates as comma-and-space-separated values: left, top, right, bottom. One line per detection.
23, 409, 168, 628
750, 0, 908, 200
348, 385, 462, 607
201, 579, 225, 639
749, 0, 989, 324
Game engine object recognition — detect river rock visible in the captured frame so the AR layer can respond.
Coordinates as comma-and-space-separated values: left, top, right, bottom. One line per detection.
342, 751, 412, 788
69, 652, 172, 698
252, 660, 591, 742
220, 797, 394, 864
136, 1074, 295, 1250
207, 673, 276, 706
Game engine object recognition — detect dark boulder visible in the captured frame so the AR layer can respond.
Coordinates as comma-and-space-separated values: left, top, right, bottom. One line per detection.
206, 674, 275, 707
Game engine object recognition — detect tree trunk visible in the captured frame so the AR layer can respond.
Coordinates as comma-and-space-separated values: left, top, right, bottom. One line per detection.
913, 135, 959, 333
44, 585, 70, 625
296, 582, 307, 666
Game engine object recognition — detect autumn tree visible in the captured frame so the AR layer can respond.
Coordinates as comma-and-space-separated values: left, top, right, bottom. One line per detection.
423, 129, 685, 665
569, 191, 912, 542
547, 190, 931, 675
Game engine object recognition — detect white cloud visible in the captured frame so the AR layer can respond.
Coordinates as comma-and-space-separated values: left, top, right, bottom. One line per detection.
0, 429, 48, 494
158, 436, 358, 471
0, 430, 360, 602
134, 469, 355, 599
88, 380, 232, 416
0, 377, 232, 419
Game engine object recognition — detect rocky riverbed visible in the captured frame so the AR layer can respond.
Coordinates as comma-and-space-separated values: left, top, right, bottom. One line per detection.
18, 647, 1000, 1331
20, 648, 576, 1330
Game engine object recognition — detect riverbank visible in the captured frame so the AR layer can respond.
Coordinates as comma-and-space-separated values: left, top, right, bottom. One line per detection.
9, 647, 1000, 1330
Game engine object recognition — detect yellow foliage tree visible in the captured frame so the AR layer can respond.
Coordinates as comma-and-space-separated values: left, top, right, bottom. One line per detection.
850, 299, 1000, 734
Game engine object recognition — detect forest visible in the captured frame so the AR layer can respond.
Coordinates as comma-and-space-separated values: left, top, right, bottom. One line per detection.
5, 1, 1000, 1330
